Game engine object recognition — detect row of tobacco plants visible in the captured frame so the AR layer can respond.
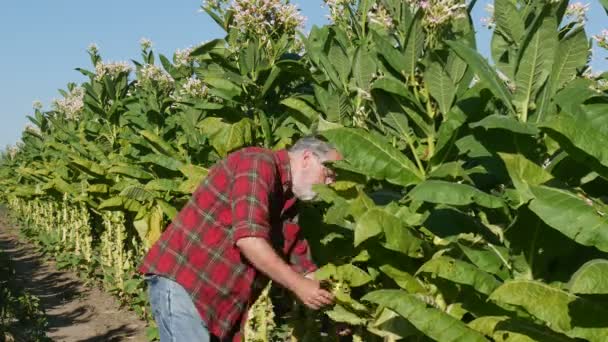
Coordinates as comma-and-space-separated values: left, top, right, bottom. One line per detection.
0, 222, 49, 341
2, 0, 608, 340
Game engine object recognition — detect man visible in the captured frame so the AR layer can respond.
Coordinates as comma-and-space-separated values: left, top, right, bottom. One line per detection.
138, 137, 340, 341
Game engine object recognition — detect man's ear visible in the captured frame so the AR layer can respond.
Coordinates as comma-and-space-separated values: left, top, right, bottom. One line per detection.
301, 150, 313, 167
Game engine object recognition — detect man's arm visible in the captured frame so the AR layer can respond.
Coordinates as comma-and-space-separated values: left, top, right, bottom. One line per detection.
236, 237, 333, 310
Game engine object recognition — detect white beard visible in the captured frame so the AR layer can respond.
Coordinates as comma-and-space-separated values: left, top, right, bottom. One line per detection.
293, 183, 316, 201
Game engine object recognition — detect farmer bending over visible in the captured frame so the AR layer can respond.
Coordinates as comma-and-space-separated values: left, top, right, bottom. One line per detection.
138, 137, 340, 341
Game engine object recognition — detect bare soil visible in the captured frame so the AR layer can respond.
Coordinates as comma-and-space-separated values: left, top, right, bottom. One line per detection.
0, 212, 148, 342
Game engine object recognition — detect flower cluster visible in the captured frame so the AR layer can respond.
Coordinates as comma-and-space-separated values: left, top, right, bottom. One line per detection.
174, 47, 194, 67
52, 87, 85, 120
140, 37, 153, 51
230, 0, 305, 42
593, 29, 608, 50
416, 0, 467, 29
480, 4, 495, 29
323, 0, 355, 24
32, 100, 43, 111
94, 61, 132, 80
367, 3, 394, 30
25, 124, 41, 135
87, 43, 99, 55
172, 77, 209, 101
7, 144, 19, 160
138, 64, 175, 90
565, 2, 589, 24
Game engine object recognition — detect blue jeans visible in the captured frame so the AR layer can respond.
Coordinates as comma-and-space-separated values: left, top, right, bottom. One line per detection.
146, 274, 212, 342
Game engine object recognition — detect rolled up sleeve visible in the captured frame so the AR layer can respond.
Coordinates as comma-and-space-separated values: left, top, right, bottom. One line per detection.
231, 155, 276, 243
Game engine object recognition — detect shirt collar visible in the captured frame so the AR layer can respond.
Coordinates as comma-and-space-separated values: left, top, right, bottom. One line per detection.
274, 149, 292, 193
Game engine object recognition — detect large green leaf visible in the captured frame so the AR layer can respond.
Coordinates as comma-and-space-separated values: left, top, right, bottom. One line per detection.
140, 130, 180, 158
470, 115, 539, 135
541, 105, 608, 173
568, 259, 608, 294
354, 208, 423, 257
447, 40, 515, 114
402, 12, 424, 78
198, 117, 253, 157
352, 44, 376, 90
528, 185, 608, 252
322, 128, 424, 187
513, 16, 557, 122
363, 290, 488, 342
494, 0, 525, 43
469, 316, 577, 342
417, 256, 501, 295
424, 61, 456, 115
409, 180, 504, 208
550, 28, 589, 95
499, 153, 553, 203
489, 280, 608, 341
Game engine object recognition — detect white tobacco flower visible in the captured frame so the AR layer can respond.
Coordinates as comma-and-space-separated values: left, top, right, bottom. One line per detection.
566, 2, 589, 24
25, 124, 41, 135
95, 61, 132, 80
323, 0, 355, 23
52, 87, 85, 120
139, 64, 174, 90
140, 37, 153, 50
174, 47, 194, 66
230, 0, 305, 40
422, 0, 467, 29
368, 3, 394, 30
593, 29, 608, 50
32, 100, 43, 111
87, 43, 99, 54
7, 145, 19, 159
182, 77, 209, 98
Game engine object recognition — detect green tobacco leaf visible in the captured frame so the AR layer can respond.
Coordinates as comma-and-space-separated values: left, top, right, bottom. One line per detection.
199, 117, 253, 157
458, 243, 510, 280
372, 30, 407, 76
403, 13, 424, 78
140, 154, 184, 171
541, 105, 608, 173
469, 316, 576, 342
352, 44, 376, 90
447, 40, 515, 115
409, 180, 504, 208
322, 128, 423, 187
499, 153, 553, 203
568, 259, 608, 294
179, 163, 208, 193
470, 115, 539, 135
69, 157, 106, 178
550, 28, 589, 95
140, 130, 180, 158
108, 165, 153, 180
424, 61, 456, 115
325, 304, 367, 325
280, 97, 320, 124
189, 38, 225, 57
529, 185, 608, 252
145, 179, 183, 192
490, 280, 608, 341
354, 208, 388, 246
494, 0, 525, 43
600, 0, 608, 15
379, 265, 425, 293
417, 256, 501, 295
338, 264, 373, 287
513, 16, 557, 122
363, 290, 488, 342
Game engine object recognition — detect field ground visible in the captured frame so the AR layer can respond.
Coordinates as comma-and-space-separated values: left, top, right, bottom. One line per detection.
0, 210, 147, 342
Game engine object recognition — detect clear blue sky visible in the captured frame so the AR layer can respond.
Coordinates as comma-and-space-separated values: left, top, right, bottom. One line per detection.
1, 1, 606, 150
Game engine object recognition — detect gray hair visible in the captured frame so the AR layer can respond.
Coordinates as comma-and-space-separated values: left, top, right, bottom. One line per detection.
288, 136, 336, 158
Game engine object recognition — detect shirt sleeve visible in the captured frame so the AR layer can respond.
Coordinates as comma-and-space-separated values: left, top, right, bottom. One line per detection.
231, 154, 276, 243
283, 221, 318, 275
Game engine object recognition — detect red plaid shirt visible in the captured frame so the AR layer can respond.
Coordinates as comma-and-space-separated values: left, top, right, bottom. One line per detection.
138, 147, 317, 340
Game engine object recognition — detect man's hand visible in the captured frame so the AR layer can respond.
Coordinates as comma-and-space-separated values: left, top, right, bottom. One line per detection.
236, 237, 333, 310
293, 277, 334, 310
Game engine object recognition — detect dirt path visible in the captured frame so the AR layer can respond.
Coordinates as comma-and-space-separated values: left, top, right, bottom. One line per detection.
0, 212, 148, 342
